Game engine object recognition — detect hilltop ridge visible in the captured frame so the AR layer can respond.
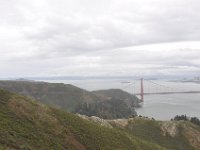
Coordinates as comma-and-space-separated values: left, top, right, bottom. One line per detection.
0, 80, 139, 119
79, 114, 200, 150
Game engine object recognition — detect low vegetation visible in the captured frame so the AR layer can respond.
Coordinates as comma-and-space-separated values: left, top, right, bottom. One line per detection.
172, 115, 200, 126
1, 85, 199, 150
123, 118, 194, 150
0, 89, 165, 150
77, 115, 200, 150
75, 98, 136, 119
93, 89, 141, 107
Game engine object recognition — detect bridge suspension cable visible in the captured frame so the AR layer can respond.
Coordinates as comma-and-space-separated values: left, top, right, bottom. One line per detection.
144, 80, 186, 93
120, 78, 200, 103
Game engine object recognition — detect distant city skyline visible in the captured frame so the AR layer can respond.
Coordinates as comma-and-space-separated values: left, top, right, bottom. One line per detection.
1, 0, 200, 78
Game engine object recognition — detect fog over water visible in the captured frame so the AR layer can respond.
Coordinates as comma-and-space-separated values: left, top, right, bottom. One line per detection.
40, 79, 200, 120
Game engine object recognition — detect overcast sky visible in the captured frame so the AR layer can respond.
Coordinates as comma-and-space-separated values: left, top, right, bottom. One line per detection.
1, 0, 200, 78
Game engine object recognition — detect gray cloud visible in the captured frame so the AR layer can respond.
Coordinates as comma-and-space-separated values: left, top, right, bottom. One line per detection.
0, 0, 200, 78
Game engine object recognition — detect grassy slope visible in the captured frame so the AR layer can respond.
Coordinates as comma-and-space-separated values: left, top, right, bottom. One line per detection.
111, 118, 195, 150
0, 89, 165, 150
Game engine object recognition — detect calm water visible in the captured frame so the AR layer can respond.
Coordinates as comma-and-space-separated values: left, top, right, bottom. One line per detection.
39, 79, 200, 120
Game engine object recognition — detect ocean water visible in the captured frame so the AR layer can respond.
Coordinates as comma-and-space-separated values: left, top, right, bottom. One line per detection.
39, 79, 200, 120
135, 93, 200, 120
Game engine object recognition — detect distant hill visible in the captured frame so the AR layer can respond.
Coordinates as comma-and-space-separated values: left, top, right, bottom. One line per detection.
93, 89, 141, 107
0, 89, 164, 150
0, 80, 140, 119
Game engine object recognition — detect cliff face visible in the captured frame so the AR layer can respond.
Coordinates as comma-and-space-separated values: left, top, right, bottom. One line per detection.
0, 80, 139, 119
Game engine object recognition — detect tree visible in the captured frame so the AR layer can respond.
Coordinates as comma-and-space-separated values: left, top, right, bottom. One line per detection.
190, 117, 200, 126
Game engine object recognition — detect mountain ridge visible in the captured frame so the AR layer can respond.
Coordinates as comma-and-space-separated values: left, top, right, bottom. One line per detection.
0, 80, 139, 119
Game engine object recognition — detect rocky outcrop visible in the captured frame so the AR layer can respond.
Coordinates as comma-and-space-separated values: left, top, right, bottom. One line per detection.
78, 114, 200, 150
77, 114, 113, 128
160, 121, 179, 137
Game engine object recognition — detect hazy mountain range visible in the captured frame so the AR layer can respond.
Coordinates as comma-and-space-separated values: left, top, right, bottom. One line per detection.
0, 80, 140, 119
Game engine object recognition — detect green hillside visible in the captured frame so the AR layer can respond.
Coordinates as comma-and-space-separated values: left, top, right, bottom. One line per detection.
109, 117, 200, 150
75, 98, 137, 119
0, 80, 100, 111
0, 89, 164, 150
0, 80, 139, 119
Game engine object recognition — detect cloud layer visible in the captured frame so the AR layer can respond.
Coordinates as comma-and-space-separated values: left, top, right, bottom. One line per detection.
1, 0, 200, 78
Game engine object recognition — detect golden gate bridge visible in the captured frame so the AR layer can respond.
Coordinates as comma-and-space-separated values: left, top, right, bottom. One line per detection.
122, 78, 200, 102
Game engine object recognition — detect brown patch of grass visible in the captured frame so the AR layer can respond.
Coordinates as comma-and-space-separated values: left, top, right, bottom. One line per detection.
184, 125, 200, 150
67, 135, 86, 150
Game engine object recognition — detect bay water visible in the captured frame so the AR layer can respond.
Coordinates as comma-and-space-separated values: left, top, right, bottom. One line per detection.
39, 79, 200, 120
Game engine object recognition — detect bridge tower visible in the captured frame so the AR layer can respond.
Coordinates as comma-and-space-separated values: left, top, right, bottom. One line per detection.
140, 78, 144, 102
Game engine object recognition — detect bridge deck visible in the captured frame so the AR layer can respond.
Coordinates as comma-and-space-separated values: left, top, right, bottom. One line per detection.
135, 91, 200, 95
